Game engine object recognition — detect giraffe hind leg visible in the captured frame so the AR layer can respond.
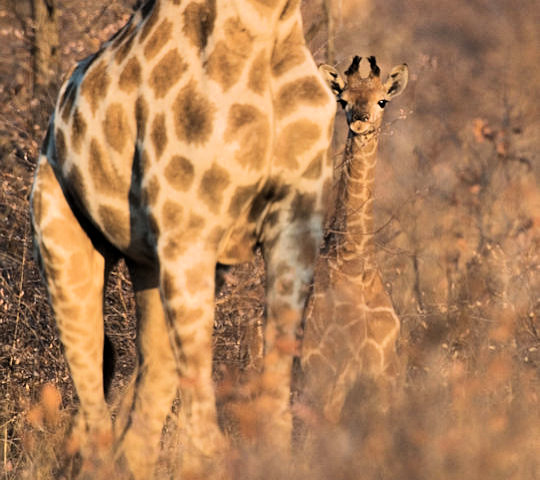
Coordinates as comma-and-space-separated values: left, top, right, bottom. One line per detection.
31, 157, 115, 469
157, 244, 226, 475
118, 263, 177, 480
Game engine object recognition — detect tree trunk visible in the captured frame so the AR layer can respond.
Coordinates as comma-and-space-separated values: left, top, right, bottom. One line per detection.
323, 0, 334, 64
31, 0, 59, 101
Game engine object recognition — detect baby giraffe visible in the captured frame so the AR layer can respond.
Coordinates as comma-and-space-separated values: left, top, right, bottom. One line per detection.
301, 56, 408, 422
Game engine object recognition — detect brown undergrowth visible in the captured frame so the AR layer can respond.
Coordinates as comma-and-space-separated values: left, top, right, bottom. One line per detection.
1, 0, 539, 478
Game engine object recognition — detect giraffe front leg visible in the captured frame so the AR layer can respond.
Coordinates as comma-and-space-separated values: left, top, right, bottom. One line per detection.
260, 194, 325, 448
158, 245, 225, 475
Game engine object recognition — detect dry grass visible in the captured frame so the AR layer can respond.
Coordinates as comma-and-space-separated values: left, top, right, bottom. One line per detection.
0, 0, 539, 478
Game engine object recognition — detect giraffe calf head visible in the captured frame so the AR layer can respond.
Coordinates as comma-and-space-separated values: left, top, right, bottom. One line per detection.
319, 56, 408, 136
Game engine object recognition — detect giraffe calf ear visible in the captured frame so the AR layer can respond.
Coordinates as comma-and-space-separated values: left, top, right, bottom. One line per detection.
318, 64, 345, 97
384, 64, 408, 98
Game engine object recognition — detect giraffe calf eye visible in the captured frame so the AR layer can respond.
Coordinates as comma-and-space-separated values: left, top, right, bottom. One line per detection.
378, 100, 388, 108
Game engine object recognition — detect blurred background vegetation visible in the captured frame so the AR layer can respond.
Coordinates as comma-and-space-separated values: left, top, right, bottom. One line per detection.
0, 0, 538, 477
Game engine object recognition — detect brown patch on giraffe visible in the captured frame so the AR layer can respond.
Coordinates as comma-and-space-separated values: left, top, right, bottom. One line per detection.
119, 56, 142, 92
339, 256, 365, 278
290, 191, 317, 222
150, 113, 167, 158
135, 96, 149, 138
139, 0, 161, 43
143, 19, 173, 60
271, 24, 305, 77
218, 227, 256, 263
71, 108, 87, 154
162, 214, 206, 259
247, 49, 268, 95
98, 205, 130, 244
228, 184, 259, 217
60, 82, 77, 122
361, 343, 384, 373
139, 149, 151, 173
162, 200, 183, 231
367, 311, 398, 344
297, 233, 318, 269
148, 212, 160, 238
164, 155, 195, 191
248, 180, 289, 223
334, 303, 363, 330
264, 210, 280, 229
275, 120, 321, 169
161, 268, 177, 301
81, 60, 111, 114
144, 175, 160, 206
276, 76, 329, 119
199, 164, 230, 213
275, 276, 294, 296
55, 128, 66, 167
206, 226, 225, 247
187, 213, 205, 232
30, 188, 46, 228
206, 17, 253, 91
175, 305, 205, 333
182, 0, 216, 51
114, 31, 138, 65
301, 150, 324, 179
303, 352, 334, 388
89, 139, 116, 195
89, 139, 128, 198
104, 103, 130, 154
149, 49, 187, 98
173, 81, 215, 145
65, 165, 89, 207
224, 104, 269, 170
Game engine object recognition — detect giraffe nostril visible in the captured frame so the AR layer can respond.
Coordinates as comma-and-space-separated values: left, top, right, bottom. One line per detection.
359, 113, 370, 122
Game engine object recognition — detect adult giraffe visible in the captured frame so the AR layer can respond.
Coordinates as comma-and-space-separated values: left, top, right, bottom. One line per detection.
30, 0, 336, 476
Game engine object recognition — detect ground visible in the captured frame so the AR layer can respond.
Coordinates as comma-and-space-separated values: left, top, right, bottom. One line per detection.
0, 0, 539, 478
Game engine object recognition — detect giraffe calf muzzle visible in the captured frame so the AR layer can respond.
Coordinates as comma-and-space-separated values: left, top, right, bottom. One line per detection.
358, 113, 370, 122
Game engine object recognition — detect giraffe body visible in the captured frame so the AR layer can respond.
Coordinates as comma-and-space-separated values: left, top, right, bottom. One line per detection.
30, 0, 336, 476
302, 56, 408, 422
